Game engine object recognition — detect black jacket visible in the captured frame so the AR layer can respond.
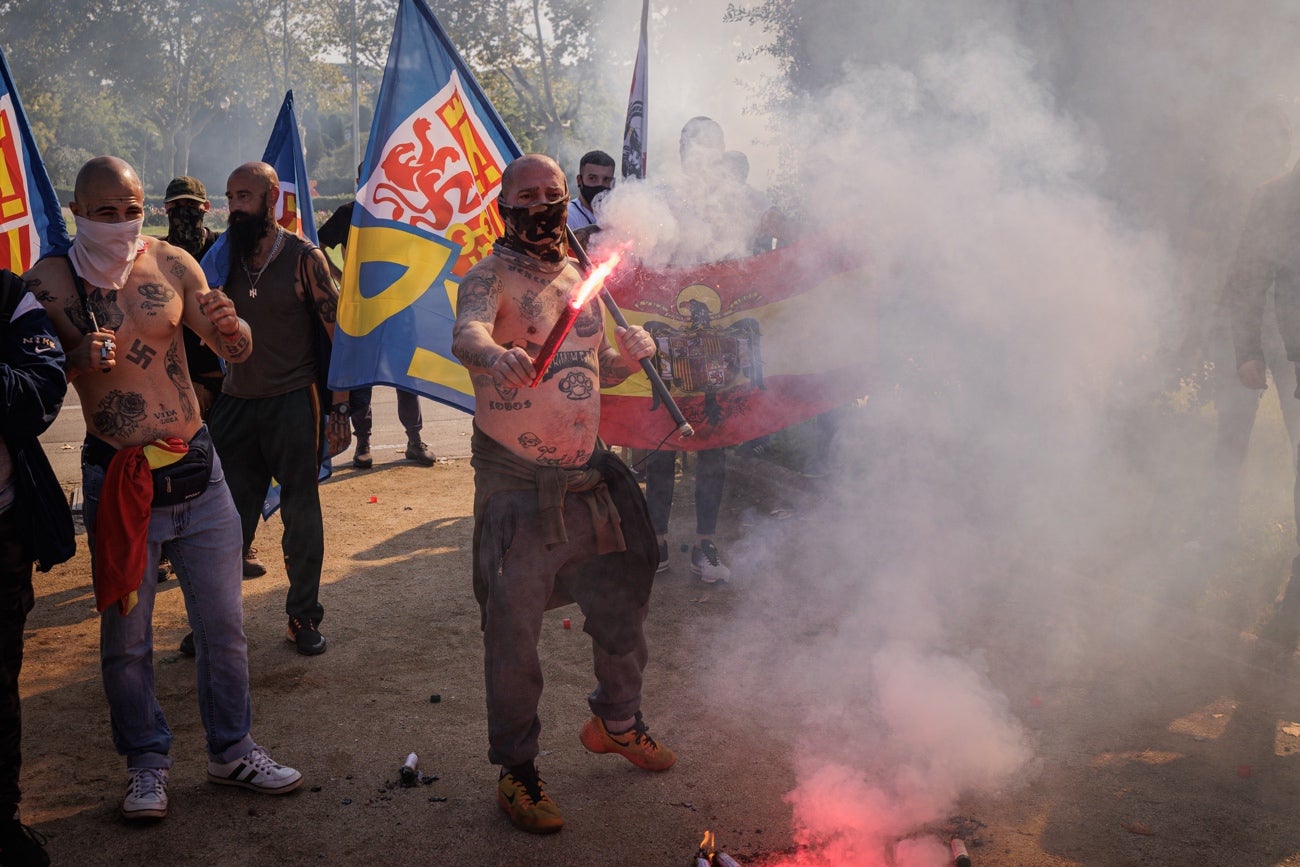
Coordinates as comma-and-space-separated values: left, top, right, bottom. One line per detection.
0, 269, 74, 571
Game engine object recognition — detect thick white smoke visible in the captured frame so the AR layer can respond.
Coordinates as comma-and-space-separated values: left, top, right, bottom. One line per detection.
594, 16, 1178, 863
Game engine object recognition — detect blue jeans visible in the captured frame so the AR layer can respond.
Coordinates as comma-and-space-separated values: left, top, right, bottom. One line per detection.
82, 443, 255, 769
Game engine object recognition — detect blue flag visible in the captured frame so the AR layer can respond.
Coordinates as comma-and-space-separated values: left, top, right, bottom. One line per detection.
0, 44, 70, 272
328, 0, 522, 413
202, 90, 318, 288
263, 90, 319, 245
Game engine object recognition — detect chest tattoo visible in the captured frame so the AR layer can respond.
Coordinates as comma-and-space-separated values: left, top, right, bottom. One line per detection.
136, 282, 175, 313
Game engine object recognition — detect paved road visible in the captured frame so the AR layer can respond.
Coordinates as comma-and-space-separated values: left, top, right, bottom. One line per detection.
39, 386, 475, 491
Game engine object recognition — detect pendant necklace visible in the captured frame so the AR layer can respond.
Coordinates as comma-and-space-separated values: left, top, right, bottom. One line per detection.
242, 226, 285, 298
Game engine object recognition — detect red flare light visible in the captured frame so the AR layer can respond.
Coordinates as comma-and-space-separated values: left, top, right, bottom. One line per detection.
529, 252, 623, 387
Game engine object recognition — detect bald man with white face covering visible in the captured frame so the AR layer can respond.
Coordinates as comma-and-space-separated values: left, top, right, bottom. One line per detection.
24, 155, 302, 823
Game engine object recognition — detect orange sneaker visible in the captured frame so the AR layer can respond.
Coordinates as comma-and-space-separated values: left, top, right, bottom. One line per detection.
497, 763, 563, 834
579, 713, 676, 771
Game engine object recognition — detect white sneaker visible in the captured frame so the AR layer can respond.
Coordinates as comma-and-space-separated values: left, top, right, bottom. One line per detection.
122, 768, 168, 820
207, 746, 303, 794
690, 540, 732, 584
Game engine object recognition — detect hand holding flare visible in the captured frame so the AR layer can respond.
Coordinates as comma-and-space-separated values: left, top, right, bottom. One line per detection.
529, 252, 622, 387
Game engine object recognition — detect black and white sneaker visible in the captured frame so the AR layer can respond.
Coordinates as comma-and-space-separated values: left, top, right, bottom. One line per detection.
656, 539, 669, 573
690, 539, 731, 584
207, 746, 303, 794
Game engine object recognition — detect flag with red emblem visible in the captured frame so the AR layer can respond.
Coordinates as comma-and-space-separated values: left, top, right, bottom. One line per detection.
328, 0, 521, 410
0, 44, 70, 272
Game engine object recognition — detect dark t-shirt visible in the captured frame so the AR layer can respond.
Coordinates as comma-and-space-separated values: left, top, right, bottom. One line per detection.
318, 202, 355, 252
162, 226, 224, 381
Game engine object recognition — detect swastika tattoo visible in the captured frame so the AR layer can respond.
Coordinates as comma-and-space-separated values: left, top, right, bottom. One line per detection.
126, 339, 157, 369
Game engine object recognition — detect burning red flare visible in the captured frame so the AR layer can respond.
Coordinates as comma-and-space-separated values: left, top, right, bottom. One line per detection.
529, 251, 623, 387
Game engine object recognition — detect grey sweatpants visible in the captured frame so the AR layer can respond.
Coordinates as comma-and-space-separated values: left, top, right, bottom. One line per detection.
481, 488, 649, 768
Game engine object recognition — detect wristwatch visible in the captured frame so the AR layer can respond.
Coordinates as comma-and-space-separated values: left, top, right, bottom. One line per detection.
331, 402, 351, 416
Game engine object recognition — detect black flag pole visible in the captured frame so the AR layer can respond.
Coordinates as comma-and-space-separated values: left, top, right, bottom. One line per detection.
567, 227, 694, 438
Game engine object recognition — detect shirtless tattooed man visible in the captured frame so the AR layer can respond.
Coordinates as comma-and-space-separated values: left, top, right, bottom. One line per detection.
451, 153, 674, 835
25, 156, 302, 822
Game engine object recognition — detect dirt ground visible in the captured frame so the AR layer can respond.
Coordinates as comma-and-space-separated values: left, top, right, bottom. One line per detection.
16, 405, 1300, 866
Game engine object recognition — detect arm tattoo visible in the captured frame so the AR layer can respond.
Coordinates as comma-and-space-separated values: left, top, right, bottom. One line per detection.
92, 389, 149, 437
165, 341, 196, 422
598, 346, 636, 387
220, 331, 251, 359
165, 254, 187, 279
458, 348, 502, 369
456, 271, 500, 322
309, 251, 339, 323
24, 277, 54, 304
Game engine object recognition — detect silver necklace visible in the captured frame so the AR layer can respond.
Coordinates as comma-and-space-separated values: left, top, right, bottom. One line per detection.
242, 226, 285, 298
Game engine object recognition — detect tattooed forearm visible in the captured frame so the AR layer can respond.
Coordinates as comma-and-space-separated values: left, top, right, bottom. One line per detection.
598, 346, 636, 387
455, 347, 503, 370
220, 330, 251, 360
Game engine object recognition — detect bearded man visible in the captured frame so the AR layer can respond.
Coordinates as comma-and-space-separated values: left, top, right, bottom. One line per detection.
24, 155, 302, 822
206, 161, 347, 657
451, 153, 675, 835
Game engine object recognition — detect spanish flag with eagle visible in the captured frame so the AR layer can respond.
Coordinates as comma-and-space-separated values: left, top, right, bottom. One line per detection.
598, 238, 871, 450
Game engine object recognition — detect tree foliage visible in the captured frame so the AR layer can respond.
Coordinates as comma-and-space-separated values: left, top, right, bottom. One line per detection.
0, 0, 616, 193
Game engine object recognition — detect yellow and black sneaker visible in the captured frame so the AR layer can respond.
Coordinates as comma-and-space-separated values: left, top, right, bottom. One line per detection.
579, 713, 676, 771
497, 762, 563, 834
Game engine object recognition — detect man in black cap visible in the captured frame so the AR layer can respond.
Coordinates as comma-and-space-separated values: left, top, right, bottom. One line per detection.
161, 177, 226, 422
160, 178, 265, 601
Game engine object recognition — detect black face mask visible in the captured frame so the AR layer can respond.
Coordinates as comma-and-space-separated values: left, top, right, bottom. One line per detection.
495, 198, 570, 264
166, 204, 207, 256
578, 183, 610, 209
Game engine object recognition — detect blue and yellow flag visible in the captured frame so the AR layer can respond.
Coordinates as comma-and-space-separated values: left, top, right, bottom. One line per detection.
0, 44, 69, 272
328, 0, 521, 411
201, 90, 319, 288
263, 90, 319, 245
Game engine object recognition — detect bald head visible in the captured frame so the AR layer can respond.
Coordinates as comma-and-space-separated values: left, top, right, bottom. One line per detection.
229, 161, 279, 192
501, 154, 567, 205
226, 161, 280, 224
70, 156, 144, 221
74, 156, 142, 204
